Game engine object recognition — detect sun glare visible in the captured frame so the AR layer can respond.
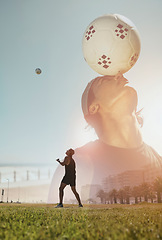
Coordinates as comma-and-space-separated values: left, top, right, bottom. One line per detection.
72, 117, 97, 148
142, 101, 162, 155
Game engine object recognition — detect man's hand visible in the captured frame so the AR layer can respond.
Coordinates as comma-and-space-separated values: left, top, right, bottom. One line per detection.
56, 158, 65, 166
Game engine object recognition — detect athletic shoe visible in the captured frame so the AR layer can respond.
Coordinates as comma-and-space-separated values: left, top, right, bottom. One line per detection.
79, 204, 83, 207
55, 203, 63, 208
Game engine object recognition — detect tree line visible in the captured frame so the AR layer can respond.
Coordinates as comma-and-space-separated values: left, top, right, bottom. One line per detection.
97, 177, 162, 204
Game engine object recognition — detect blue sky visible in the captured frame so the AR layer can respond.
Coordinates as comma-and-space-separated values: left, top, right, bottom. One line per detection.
0, 0, 162, 167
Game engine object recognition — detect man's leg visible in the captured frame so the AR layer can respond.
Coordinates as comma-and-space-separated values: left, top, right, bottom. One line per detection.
71, 186, 82, 206
59, 182, 67, 204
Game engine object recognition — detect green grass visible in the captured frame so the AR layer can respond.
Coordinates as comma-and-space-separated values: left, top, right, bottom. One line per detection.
0, 203, 162, 240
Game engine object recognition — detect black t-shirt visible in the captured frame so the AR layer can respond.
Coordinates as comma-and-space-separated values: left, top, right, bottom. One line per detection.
64, 156, 76, 178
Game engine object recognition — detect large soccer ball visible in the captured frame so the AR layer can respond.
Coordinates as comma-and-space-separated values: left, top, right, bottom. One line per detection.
82, 14, 141, 75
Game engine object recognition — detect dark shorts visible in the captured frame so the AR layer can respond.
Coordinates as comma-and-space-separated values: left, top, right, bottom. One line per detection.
61, 175, 76, 187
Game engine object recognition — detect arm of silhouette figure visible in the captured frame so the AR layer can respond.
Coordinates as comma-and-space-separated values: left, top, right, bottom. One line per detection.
56, 157, 69, 166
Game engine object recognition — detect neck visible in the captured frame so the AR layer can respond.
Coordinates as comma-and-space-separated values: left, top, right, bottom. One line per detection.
97, 112, 143, 148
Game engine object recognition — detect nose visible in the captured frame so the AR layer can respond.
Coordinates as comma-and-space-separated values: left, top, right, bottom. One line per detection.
114, 72, 123, 81
123, 77, 129, 84
116, 76, 129, 86
121, 77, 129, 84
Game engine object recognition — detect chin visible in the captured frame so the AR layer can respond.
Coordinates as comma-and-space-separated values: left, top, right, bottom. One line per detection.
124, 86, 138, 107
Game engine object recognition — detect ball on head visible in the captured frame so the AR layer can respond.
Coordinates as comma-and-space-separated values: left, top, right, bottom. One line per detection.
82, 14, 141, 75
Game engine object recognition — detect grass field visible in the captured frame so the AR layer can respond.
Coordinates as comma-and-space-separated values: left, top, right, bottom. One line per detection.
0, 203, 162, 240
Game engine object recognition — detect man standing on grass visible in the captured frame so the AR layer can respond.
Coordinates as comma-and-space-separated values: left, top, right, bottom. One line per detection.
55, 148, 83, 208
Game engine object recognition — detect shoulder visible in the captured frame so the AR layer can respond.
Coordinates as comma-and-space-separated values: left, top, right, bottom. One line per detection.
64, 156, 70, 165
141, 142, 162, 166
64, 156, 69, 161
75, 139, 101, 151
74, 140, 108, 164
75, 140, 100, 156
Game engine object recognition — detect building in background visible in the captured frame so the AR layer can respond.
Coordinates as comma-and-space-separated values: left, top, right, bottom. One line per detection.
103, 163, 162, 193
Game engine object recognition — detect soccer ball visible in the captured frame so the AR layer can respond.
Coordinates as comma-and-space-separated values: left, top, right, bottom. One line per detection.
35, 68, 42, 74
82, 14, 141, 75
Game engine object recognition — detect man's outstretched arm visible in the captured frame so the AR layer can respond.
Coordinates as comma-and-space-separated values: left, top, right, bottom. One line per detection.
56, 158, 68, 166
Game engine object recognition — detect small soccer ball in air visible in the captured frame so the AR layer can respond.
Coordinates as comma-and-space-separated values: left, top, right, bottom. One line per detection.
35, 68, 42, 74
82, 14, 141, 75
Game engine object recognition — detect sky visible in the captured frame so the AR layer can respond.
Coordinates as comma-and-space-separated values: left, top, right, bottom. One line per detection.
0, 0, 162, 168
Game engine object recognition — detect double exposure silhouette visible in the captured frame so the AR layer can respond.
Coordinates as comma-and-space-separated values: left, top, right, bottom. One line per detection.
48, 74, 162, 204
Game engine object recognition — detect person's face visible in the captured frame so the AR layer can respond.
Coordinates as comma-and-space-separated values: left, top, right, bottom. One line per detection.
66, 149, 73, 156
91, 76, 137, 114
66, 150, 70, 156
